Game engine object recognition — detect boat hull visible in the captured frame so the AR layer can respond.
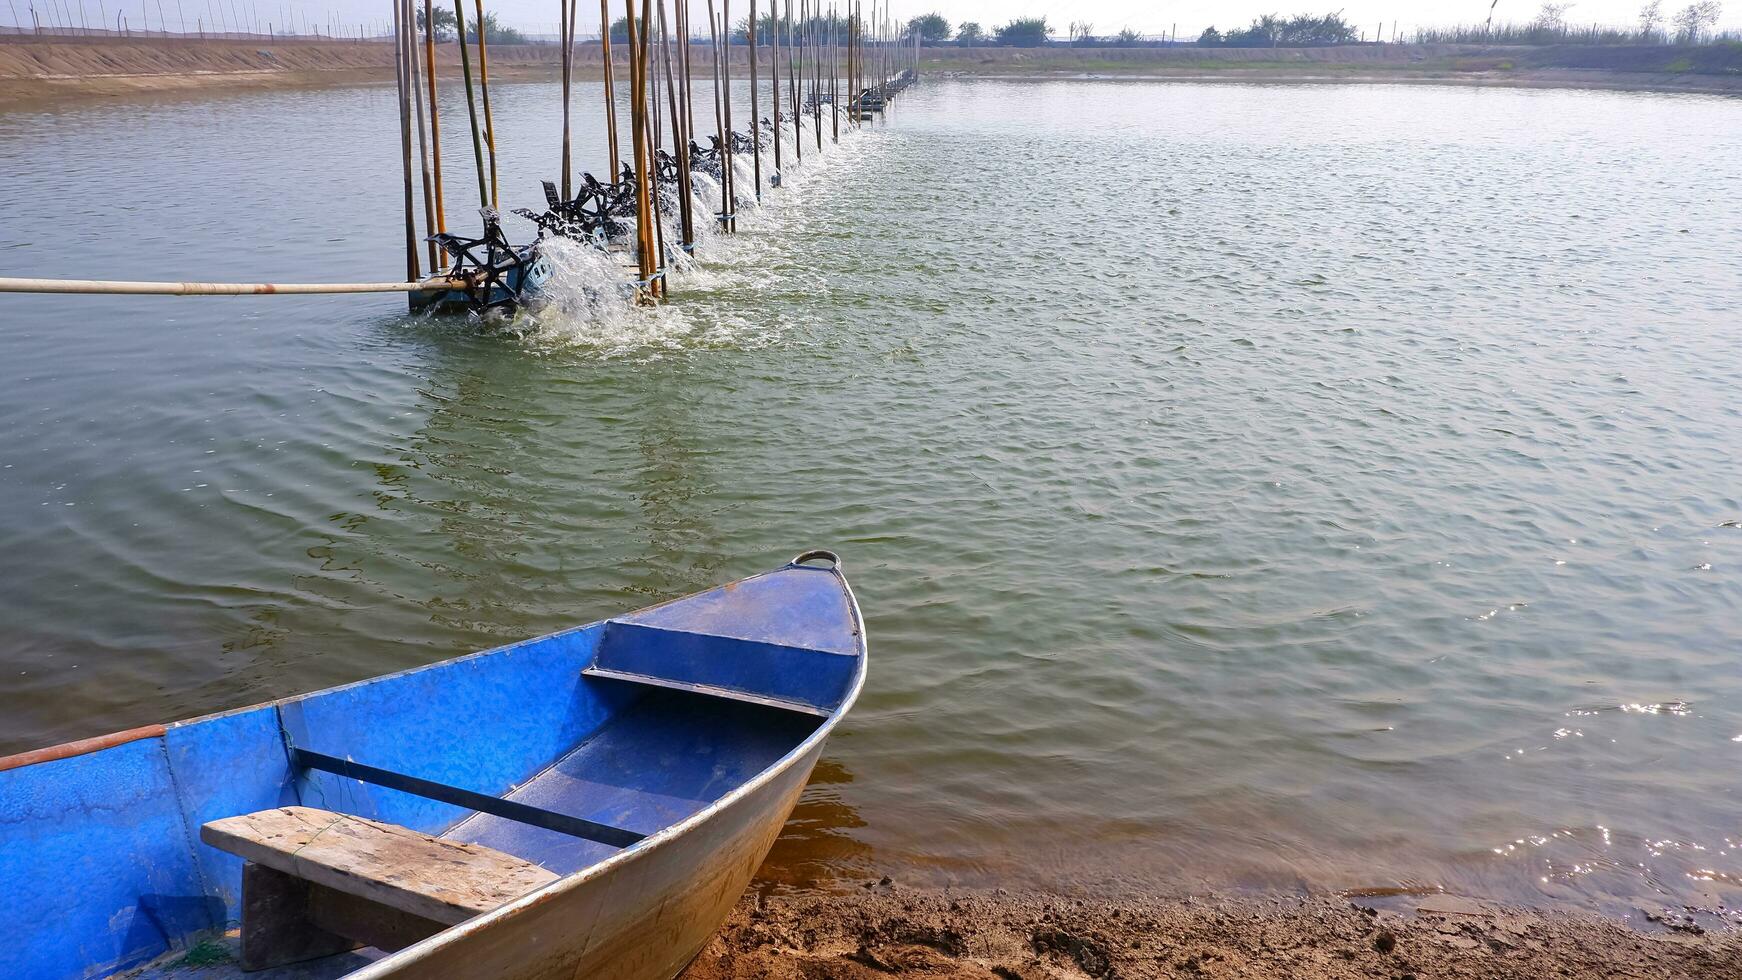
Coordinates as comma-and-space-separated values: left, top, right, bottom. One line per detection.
353, 735, 824, 980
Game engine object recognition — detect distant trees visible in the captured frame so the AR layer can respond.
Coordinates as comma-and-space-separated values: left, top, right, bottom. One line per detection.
1639, 0, 1666, 38
909, 2, 1730, 49
1674, 0, 1723, 42
1529, 2, 1573, 34
415, 6, 455, 41
994, 16, 1049, 46
466, 11, 524, 44
905, 12, 951, 42
1198, 12, 1357, 47
730, 13, 773, 43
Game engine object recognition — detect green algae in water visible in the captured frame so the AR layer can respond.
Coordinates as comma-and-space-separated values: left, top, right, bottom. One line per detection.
178, 940, 233, 967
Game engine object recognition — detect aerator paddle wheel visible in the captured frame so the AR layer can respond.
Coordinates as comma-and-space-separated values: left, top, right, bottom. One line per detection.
654, 150, 683, 186
428, 208, 546, 313
513, 172, 638, 248
688, 138, 724, 181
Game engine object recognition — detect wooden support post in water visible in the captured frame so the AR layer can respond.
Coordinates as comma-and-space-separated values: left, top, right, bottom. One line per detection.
600, 0, 620, 178
644, 9, 667, 280
705, 0, 728, 229
810, 0, 819, 151
474, 0, 498, 209
786, 0, 798, 162
559, 0, 573, 198
678, 0, 694, 149
453, 0, 488, 208
811, 0, 818, 150
392, 0, 420, 281
747, 0, 761, 201
769, 0, 782, 181
405, 0, 437, 272
623, 0, 660, 300
422, 0, 447, 257
657, 0, 693, 252
721, 0, 735, 229
825, 2, 832, 141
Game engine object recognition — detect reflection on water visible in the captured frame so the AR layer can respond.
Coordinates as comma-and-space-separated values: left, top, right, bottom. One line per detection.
758, 759, 874, 890
3, 78, 1742, 925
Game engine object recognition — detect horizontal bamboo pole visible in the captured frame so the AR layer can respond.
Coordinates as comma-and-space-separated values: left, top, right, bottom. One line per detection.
0, 276, 461, 296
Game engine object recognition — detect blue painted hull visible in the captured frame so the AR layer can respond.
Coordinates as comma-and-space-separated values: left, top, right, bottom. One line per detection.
0, 555, 866, 980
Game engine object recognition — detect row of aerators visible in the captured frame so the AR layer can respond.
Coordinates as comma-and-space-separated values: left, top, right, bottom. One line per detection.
388, 0, 925, 314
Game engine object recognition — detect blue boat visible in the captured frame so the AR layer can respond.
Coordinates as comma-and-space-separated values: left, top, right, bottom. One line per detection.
0, 552, 865, 980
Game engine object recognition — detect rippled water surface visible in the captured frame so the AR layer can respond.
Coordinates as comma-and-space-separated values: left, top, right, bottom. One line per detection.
3, 77, 1740, 923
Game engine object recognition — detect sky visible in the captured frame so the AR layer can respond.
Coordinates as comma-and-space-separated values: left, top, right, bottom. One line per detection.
7, 0, 1733, 41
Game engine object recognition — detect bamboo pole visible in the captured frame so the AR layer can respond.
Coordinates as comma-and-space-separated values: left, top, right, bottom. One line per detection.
705, 0, 727, 228
599, 0, 619, 178
796, 0, 805, 144
747, 0, 761, 201
474, 0, 498, 209
623, 0, 659, 300
392, 0, 421, 281
0, 277, 457, 295
839, 0, 846, 126
559, 0, 572, 198
656, 0, 693, 252
769, 0, 781, 179
453, 0, 488, 207
720, 0, 735, 229
678, 0, 693, 147
422, 0, 446, 249
644, 12, 667, 277
825, 2, 832, 141
810, 0, 820, 151
853, 0, 860, 122
406, 0, 437, 272
786, 0, 798, 162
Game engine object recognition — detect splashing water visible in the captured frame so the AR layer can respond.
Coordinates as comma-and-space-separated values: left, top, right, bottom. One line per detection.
511, 132, 879, 355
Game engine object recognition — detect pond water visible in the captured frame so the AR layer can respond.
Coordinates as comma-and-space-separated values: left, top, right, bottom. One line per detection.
2, 75, 1740, 924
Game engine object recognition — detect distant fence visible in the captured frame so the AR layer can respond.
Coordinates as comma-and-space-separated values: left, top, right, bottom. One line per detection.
6, 19, 1739, 48
0, 25, 394, 42
0, 24, 603, 43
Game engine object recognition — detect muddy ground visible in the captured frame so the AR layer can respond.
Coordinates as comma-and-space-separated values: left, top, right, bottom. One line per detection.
682, 884, 1742, 980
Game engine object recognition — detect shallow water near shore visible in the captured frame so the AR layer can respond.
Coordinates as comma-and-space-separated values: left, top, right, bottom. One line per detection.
2, 77, 1741, 926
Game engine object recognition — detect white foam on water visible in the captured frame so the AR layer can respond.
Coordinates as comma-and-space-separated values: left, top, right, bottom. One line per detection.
510, 128, 885, 356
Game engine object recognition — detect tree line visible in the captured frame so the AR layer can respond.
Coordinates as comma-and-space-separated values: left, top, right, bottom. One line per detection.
416, 6, 528, 44
896, 3, 1731, 48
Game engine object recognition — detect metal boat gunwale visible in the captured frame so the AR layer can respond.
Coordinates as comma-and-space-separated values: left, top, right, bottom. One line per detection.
338, 552, 868, 978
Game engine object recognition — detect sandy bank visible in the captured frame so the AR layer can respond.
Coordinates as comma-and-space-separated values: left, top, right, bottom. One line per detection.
4, 36, 1741, 106
681, 885, 1742, 979
0, 36, 566, 105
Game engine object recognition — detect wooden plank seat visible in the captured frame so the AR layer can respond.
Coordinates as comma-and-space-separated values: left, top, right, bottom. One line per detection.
202, 806, 558, 971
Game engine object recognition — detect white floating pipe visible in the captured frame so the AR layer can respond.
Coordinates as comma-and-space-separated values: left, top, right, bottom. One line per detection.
0, 276, 459, 296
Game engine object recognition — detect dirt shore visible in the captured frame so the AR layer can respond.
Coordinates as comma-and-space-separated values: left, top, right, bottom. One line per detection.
4, 37, 1741, 107
681, 885, 1742, 980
